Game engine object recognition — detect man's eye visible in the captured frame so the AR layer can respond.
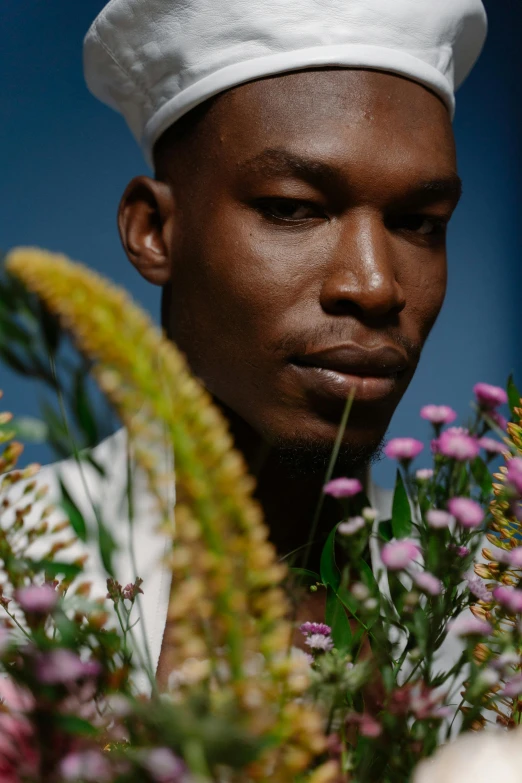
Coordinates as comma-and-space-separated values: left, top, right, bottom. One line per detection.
395, 215, 447, 236
258, 199, 321, 221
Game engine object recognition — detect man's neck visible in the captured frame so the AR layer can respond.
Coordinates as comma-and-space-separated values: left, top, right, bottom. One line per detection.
214, 398, 369, 573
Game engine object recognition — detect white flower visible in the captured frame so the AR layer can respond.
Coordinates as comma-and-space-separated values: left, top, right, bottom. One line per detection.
305, 633, 334, 651
413, 728, 522, 783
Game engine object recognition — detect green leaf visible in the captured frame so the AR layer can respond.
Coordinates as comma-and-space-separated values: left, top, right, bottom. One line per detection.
320, 524, 341, 591
507, 374, 522, 416
53, 714, 98, 737
73, 369, 98, 446
58, 477, 88, 542
471, 457, 493, 496
391, 470, 412, 538
29, 559, 82, 580
288, 567, 320, 585
325, 586, 352, 652
378, 519, 393, 542
96, 510, 117, 576
357, 557, 380, 595
38, 303, 61, 355
10, 416, 48, 443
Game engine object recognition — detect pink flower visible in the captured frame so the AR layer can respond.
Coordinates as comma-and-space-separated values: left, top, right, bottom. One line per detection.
384, 438, 424, 462
453, 546, 470, 558
144, 748, 187, 782
60, 751, 112, 782
507, 457, 522, 495
416, 469, 434, 482
474, 382, 508, 409
508, 547, 522, 568
420, 405, 457, 425
478, 437, 506, 456
15, 584, 58, 615
448, 615, 492, 637
338, 516, 365, 536
381, 539, 420, 570
347, 712, 382, 738
323, 477, 362, 498
426, 509, 454, 529
412, 572, 443, 596
300, 622, 331, 637
490, 411, 508, 431
493, 585, 522, 614
36, 650, 101, 685
0, 679, 38, 783
466, 575, 490, 602
447, 497, 484, 529
437, 430, 480, 461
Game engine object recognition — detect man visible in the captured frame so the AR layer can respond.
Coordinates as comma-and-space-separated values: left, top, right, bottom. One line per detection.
12, 0, 489, 684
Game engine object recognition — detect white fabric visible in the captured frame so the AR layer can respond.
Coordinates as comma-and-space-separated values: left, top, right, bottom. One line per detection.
83, 0, 487, 167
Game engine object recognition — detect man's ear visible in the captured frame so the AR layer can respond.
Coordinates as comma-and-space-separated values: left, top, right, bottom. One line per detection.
118, 176, 176, 286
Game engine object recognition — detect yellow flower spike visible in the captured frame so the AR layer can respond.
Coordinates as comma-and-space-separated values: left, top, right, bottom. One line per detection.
6, 247, 326, 779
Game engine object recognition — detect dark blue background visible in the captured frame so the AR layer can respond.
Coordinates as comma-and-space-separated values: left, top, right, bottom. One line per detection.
1, 0, 520, 486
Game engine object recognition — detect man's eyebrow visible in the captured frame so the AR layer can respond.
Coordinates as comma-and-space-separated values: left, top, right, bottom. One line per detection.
239, 149, 337, 183
239, 148, 463, 203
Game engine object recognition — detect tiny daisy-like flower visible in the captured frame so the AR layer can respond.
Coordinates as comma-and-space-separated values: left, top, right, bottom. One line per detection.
447, 497, 484, 529
412, 571, 443, 596
305, 633, 334, 651
323, 477, 363, 498
500, 674, 522, 698
473, 382, 508, 409
416, 468, 434, 482
466, 574, 491, 602
426, 509, 454, 529
448, 614, 492, 637
381, 539, 420, 570
338, 516, 365, 536
508, 547, 522, 568
493, 585, 522, 614
420, 405, 457, 425
15, 585, 58, 615
384, 438, 424, 462
362, 506, 378, 522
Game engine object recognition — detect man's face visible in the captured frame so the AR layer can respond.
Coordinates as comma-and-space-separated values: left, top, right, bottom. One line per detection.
133, 69, 459, 464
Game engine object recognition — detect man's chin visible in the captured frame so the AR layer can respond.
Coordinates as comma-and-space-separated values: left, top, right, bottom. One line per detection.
270, 435, 385, 480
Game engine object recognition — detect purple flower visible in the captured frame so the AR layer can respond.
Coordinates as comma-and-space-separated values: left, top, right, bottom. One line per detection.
447, 497, 484, 529
16, 585, 58, 615
493, 585, 522, 614
507, 457, 522, 495
338, 516, 365, 536
426, 509, 454, 529
420, 405, 457, 425
300, 622, 331, 637
474, 382, 508, 409
384, 438, 424, 462
448, 614, 492, 637
323, 477, 362, 498
466, 575, 490, 602
508, 547, 522, 568
305, 633, 334, 651
416, 468, 434, 482
478, 437, 506, 457
412, 571, 443, 596
381, 539, 420, 570
144, 748, 187, 783
500, 674, 522, 699
36, 649, 101, 685
454, 545, 471, 558
60, 751, 111, 782
437, 430, 480, 461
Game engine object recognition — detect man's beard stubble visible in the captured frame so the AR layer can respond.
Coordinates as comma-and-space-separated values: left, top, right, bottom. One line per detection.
270, 433, 385, 480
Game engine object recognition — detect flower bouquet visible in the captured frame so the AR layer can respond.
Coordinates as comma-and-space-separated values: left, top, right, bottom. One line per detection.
1, 247, 522, 782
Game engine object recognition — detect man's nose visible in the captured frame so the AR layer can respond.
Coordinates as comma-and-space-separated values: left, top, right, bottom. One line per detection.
319, 211, 406, 319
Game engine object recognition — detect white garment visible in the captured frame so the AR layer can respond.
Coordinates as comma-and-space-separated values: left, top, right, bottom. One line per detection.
83, 0, 487, 166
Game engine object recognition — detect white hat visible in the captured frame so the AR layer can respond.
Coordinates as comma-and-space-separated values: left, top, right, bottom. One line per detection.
84, 0, 487, 167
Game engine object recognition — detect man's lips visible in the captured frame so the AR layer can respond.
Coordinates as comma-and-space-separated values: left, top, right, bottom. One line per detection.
290, 343, 409, 404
